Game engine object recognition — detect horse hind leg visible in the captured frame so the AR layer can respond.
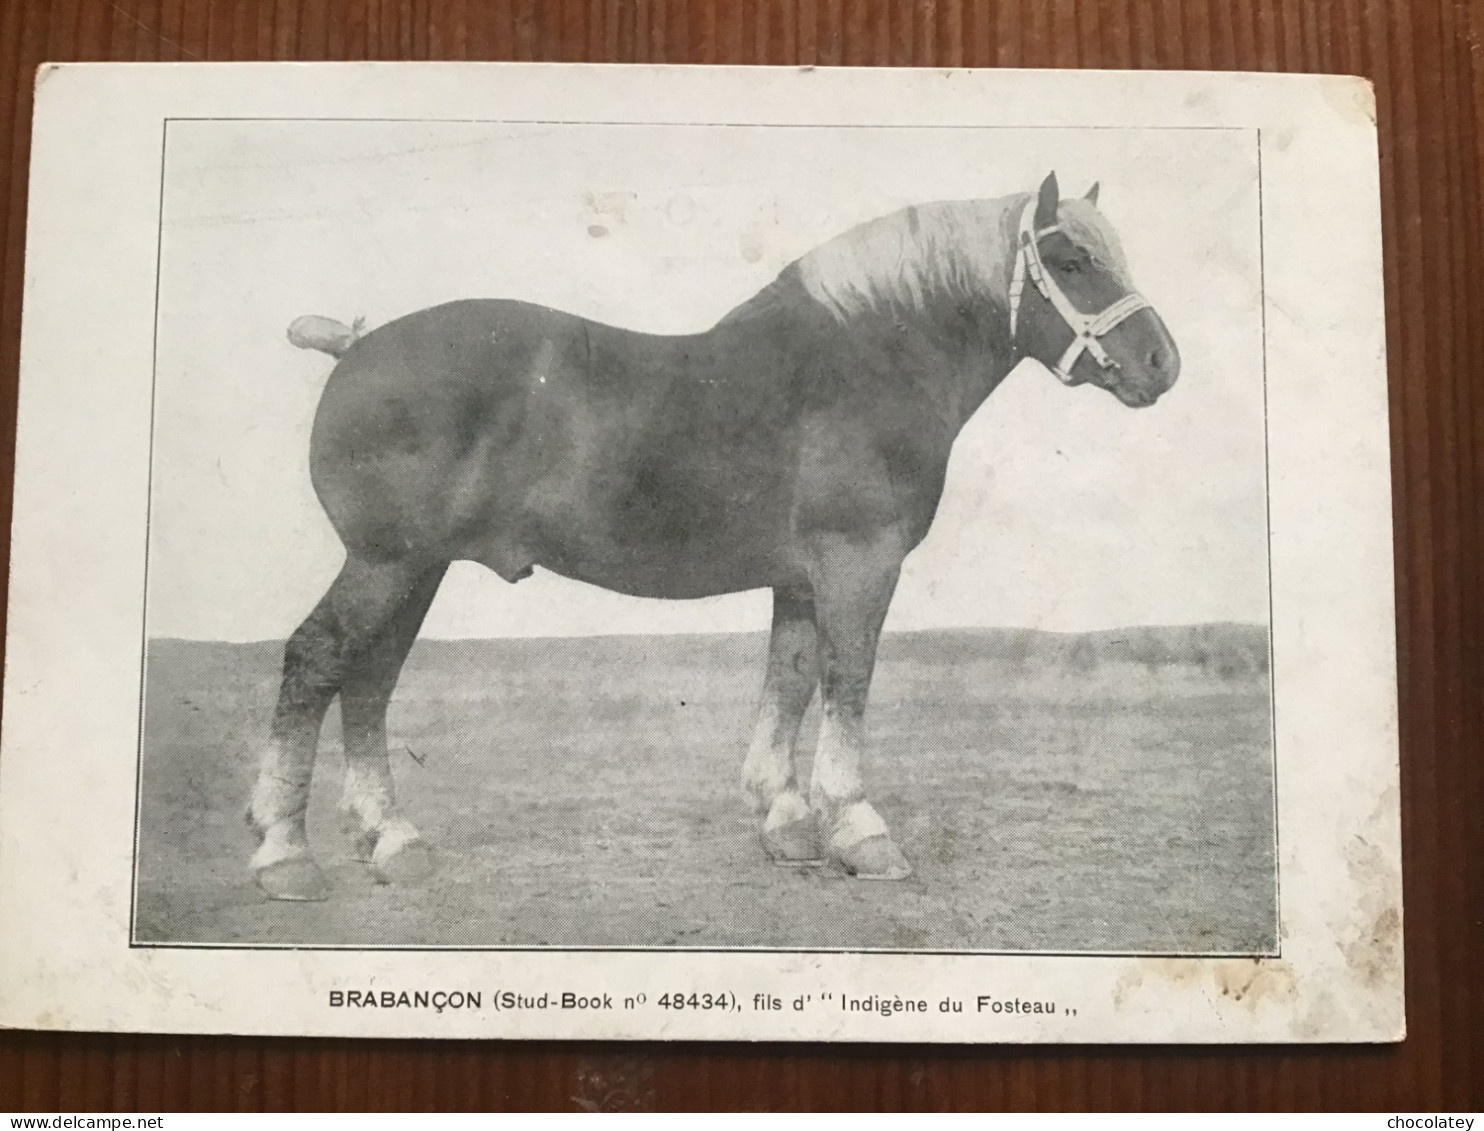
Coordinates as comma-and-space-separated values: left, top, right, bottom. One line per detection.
740, 585, 824, 865
246, 556, 445, 900
246, 594, 341, 901
337, 562, 448, 884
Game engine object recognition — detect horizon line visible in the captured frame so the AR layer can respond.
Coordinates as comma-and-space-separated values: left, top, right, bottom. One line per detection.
148, 620, 1270, 648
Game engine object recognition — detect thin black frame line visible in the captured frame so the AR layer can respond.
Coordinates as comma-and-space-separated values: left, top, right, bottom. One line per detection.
131, 119, 1280, 959
129, 943, 1281, 958
1256, 127, 1282, 960
128, 118, 170, 948
161, 116, 1252, 130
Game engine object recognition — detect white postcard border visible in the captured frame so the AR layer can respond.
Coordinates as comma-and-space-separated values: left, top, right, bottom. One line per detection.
0, 64, 1399, 1042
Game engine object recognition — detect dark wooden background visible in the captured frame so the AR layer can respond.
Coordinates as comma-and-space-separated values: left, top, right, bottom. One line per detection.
0, 0, 1479, 1112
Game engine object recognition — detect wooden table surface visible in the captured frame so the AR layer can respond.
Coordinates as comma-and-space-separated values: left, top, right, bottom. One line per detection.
0, 0, 1480, 1112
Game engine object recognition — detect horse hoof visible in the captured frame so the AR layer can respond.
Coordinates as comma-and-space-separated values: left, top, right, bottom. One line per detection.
835, 834, 912, 880
761, 792, 823, 865
255, 856, 331, 901
762, 816, 824, 866
371, 833, 435, 885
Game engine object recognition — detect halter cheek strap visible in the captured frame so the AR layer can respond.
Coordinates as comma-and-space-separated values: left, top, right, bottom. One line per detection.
1007, 198, 1150, 385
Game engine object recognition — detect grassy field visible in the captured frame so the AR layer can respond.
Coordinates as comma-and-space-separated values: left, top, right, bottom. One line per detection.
134, 626, 1277, 952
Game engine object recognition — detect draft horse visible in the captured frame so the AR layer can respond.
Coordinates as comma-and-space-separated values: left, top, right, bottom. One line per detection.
247, 171, 1180, 900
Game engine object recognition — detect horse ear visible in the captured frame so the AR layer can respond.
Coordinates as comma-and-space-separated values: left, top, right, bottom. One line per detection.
1035, 171, 1060, 229
1084, 181, 1100, 207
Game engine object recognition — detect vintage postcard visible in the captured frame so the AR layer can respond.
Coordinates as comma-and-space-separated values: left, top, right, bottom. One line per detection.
0, 64, 1398, 1041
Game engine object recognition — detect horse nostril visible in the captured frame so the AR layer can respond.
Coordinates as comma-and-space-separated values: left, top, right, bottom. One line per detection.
1148, 347, 1165, 371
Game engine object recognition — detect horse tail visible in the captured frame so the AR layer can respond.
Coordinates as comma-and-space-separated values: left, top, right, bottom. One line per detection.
287, 314, 365, 359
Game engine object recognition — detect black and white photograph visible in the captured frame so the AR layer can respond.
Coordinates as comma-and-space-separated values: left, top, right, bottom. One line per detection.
134, 116, 1274, 953
0, 64, 1398, 1042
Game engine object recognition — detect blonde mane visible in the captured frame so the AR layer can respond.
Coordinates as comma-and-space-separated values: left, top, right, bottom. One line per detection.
796, 193, 1130, 323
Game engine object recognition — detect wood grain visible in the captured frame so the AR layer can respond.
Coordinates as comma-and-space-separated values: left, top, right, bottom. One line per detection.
0, 0, 1479, 1112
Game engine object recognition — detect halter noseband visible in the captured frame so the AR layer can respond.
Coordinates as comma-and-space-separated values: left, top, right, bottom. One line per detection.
1007, 198, 1150, 385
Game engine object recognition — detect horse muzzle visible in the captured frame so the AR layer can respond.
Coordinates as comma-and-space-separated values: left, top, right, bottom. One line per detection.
1107, 309, 1180, 407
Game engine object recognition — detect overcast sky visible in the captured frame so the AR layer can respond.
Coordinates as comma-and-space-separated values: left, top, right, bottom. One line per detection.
147, 119, 1266, 641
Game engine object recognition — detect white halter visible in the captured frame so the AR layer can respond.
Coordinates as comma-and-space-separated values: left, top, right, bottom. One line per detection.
1007, 198, 1151, 385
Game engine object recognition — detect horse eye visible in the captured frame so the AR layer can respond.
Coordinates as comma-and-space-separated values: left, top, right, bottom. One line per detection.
1059, 260, 1081, 275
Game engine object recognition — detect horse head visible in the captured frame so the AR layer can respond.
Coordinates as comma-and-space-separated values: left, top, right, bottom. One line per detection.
1010, 172, 1180, 408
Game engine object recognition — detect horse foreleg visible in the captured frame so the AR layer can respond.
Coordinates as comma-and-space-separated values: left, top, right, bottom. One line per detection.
338, 562, 448, 885
246, 556, 441, 900
805, 529, 912, 880
740, 585, 822, 864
